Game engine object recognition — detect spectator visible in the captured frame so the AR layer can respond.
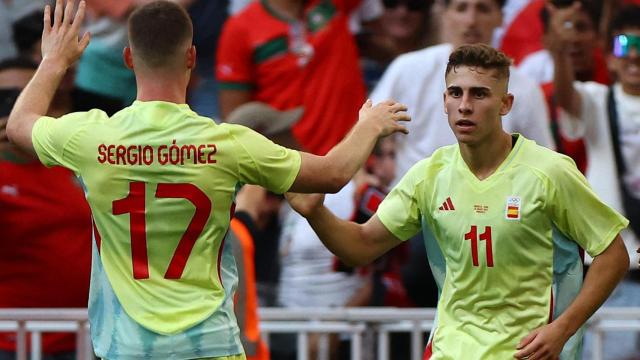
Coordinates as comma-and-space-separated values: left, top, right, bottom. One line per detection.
358, 0, 436, 90
186, 0, 229, 119
216, 0, 367, 155
518, 0, 609, 174
74, 0, 194, 115
551, 4, 640, 358
226, 185, 278, 360
0, 57, 91, 360
371, 0, 555, 184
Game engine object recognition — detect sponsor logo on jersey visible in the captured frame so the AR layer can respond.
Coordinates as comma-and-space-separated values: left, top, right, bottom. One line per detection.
505, 196, 521, 220
438, 197, 455, 211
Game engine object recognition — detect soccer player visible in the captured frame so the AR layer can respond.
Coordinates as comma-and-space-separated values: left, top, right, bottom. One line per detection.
5, 1, 409, 359
287, 44, 629, 359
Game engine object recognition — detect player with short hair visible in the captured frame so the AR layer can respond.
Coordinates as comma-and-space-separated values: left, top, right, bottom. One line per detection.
5, 1, 409, 359
287, 44, 629, 360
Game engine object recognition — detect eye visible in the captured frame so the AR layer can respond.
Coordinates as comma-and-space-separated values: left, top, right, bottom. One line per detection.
473, 90, 488, 99
454, 3, 467, 12
477, 3, 493, 13
448, 88, 462, 97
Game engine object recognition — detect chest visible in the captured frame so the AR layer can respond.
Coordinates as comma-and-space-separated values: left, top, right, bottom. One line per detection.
423, 171, 552, 268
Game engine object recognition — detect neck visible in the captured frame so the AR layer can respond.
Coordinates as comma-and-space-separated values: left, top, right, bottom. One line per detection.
459, 131, 513, 180
135, 70, 189, 104
266, 0, 305, 19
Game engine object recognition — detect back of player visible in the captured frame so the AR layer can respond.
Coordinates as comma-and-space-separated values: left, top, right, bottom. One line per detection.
33, 100, 300, 358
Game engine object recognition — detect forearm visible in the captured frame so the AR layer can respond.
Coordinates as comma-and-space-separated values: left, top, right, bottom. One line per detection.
322, 122, 380, 189
553, 236, 628, 337
7, 58, 68, 152
306, 205, 376, 266
552, 51, 582, 117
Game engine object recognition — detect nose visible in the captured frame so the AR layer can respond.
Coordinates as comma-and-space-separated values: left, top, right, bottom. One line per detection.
460, 7, 479, 27
458, 94, 473, 114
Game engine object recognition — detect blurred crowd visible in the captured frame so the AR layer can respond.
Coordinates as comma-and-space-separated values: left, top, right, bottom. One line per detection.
0, 0, 639, 359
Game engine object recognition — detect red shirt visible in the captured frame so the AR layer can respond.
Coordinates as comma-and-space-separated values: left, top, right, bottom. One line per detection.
217, 0, 366, 155
0, 160, 91, 353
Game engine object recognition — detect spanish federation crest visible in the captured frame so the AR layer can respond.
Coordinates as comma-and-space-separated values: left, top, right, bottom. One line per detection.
505, 196, 521, 220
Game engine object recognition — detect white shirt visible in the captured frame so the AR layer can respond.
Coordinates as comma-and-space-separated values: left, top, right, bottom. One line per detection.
518, 49, 555, 85
370, 43, 554, 182
558, 82, 640, 265
277, 181, 365, 307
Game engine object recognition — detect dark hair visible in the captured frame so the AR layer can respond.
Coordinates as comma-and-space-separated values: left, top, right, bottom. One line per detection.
0, 57, 39, 73
608, 5, 640, 42
128, 1, 193, 68
539, 0, 600, 33
446, 44, 512, 80
12, 10, 44, 54
442, 0, 506, 10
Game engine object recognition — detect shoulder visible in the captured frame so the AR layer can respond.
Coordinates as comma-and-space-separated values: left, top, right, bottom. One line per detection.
515, 137, 578, 182
224, 2, 266, 29
392, 44, 451, 69
574, 80, 608, 97
509, 66, 541, 91
401, 144, 456, 183
375, 44, 449, 95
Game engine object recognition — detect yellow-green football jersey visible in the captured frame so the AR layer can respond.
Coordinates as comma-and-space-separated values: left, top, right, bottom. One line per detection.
32, 101, 300, 358
377, 135, 628, 359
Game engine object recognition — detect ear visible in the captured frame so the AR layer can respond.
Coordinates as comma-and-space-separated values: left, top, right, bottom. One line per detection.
443, 91, 448, 114
499, 93, 514, 116
123, 47, 134, 70
186, 45, 196, 70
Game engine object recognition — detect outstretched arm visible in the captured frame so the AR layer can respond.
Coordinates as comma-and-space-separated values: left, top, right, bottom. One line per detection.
286, 192, 403, 266
548, 1, 583, 117
6, 0, 90, 154
289, 99, 410, 194
514, 235, 628, 360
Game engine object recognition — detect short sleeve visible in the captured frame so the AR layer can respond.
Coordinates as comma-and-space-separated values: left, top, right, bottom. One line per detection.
227, 124, 301, 193
546, 155, 628, 257
376, 161, 424, 241
216, 17, 254, 90
31, 110, 105, 172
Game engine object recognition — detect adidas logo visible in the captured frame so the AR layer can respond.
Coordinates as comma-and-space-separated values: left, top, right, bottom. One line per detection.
438, 197, 455, 211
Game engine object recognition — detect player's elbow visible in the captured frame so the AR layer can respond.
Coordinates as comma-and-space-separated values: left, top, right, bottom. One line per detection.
5, 115, 20, 144
324, 172, 350, 194
600, 235, 630, 280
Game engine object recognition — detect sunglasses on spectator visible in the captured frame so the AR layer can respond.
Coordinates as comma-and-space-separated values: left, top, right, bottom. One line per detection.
383, 0, 428, 11
613, 34, 640, 58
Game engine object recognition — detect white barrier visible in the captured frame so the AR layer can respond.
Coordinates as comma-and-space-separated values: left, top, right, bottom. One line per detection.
0, 307, 639, 360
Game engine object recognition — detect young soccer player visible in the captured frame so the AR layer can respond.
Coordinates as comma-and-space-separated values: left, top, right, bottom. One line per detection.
287, 44, 629, 359
5, 1, 410, 359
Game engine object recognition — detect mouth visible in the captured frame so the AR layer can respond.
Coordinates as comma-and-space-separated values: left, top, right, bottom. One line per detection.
455, 119, 476, 131
462, 31, 481, 43
626, 63, 640, 76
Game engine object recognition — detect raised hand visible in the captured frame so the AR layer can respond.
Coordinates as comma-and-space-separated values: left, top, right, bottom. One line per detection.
545, 1, 582, 56
357, 99, 410, 138
285, 192, 326, 218
41, 0, 90, 69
